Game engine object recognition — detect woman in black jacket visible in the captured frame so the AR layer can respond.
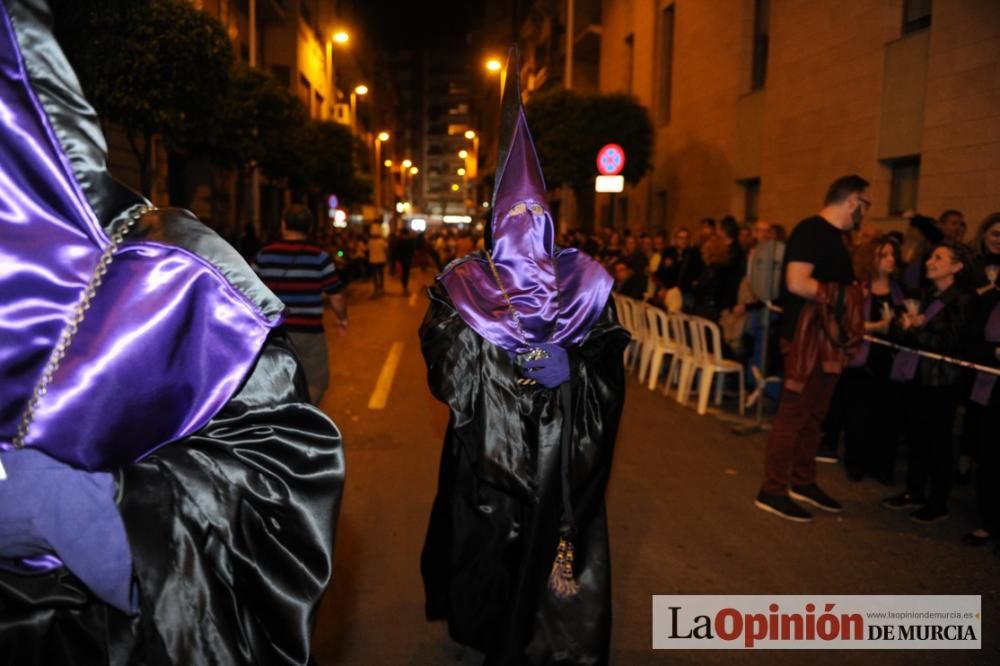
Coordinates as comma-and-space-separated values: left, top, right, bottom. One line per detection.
962, 223, 1000, 552
883, 241, 974, 523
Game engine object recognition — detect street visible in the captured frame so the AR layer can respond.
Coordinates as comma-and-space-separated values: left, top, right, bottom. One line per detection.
310, 268, 998, 666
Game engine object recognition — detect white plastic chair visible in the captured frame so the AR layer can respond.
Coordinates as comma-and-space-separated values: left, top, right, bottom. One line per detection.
643, 307, 679, 391
614, 295, 641, 372
675, 314, 705, 406
693, 318, 746, 416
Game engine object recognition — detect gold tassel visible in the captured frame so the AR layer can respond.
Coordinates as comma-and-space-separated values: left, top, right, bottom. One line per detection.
548, 537, 580, 598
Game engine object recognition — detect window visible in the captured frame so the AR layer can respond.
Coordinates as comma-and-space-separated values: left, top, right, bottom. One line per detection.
902, 0, 931, 34
298, 74, 311, 110
740, 178, 760, 221
751, 0, 769, 91
314, 91, 324, 119
655, 5, 675, 125
889, 157, 920, 216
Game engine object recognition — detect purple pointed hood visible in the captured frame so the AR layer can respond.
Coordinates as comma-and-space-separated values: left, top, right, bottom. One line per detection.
437, 48, 612, 354
0, 0, 283, 470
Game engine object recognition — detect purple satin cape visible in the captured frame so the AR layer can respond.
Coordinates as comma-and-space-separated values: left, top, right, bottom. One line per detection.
0, 1, 282, 469
437, 50, 611, 353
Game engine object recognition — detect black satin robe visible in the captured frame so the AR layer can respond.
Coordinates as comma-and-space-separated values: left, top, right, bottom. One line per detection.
0, 332, 345, 665
420, 282, 628, 666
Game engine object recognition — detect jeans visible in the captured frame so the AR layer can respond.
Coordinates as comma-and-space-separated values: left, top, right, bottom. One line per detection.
761, 356, 840, 495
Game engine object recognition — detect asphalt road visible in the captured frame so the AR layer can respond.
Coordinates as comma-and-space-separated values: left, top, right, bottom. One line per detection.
309, 267, 998, 665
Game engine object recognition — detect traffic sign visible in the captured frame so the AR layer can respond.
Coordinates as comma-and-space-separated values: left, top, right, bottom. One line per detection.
596, 144, 625, 176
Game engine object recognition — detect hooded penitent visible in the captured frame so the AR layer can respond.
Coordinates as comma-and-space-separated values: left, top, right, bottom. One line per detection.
437, 49, 611, 355
0, 0, 284, 469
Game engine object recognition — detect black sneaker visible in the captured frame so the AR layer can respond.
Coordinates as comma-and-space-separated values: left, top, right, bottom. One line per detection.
754, 492, 813, 523
815, 447, 839, 464
789, 484, 842, 513
882, 493, 925, 510
910, 505, 949, 523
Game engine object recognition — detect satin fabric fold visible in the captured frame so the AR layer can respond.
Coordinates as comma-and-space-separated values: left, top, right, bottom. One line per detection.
0, 1, 283, 469
420, 282, 628, 665
0, 333, 345, 665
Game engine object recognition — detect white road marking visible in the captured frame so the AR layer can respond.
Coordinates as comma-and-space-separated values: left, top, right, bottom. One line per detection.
367, 341, 404, 410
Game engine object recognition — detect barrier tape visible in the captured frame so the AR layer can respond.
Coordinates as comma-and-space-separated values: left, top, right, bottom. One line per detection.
864, 335, 1000, 377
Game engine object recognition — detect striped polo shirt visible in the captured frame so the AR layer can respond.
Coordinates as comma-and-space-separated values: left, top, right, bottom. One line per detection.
254, 241, 345, 332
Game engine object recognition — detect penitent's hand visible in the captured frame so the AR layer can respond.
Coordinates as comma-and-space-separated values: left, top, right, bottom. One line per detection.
0, 448, 136, 614
519, 343, 570, 389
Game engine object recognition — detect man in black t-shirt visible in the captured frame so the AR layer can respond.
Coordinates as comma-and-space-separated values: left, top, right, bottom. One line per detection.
755, 175, 869, 522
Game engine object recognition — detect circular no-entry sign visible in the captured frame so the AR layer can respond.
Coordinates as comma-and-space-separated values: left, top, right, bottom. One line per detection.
596, 144, 625, 176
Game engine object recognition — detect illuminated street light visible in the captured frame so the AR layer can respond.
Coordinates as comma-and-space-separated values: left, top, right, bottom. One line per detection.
409, 166, 419, 175
332, 31, 350, 44
384, 159, 393, 167
485, 58, 502, 73
377, 131, 390, 142
451, 184, 460, 192
457, 168, 466, 176
464, 130, 476, 140
354, 84, 369, 96
402, 159, 413, 169
458, 149, 469, 159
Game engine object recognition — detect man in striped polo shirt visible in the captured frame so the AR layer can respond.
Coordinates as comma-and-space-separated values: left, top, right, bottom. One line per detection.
254, 205, 348, 404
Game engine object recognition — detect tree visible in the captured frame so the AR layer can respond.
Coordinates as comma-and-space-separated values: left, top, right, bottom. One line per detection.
525, 90, 653, 229
54, 0, 234, 194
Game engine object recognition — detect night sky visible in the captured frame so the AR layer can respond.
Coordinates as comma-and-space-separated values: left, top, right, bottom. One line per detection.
342, 0, 483, 51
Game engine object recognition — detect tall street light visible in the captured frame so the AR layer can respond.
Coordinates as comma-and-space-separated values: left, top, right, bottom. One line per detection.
351, 84, 368, 134
464, 130, 480, 212
374, 131, 390, 218
326, 30, 350, 121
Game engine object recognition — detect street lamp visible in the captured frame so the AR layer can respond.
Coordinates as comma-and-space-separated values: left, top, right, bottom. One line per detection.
457, 168, 466, 176
384, 159, 393, 168
462, 131, 480, 213
374, 131, 390, 217
350, 84, 368, 133
327, 31, 351, 120
485, 58, 502, 73
402, 159, 413, 169
409, 166, 419, 175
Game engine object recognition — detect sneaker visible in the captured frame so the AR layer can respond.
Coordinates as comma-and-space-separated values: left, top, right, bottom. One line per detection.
961, 529, 995, 547
815, 448, 838, 464
754, 492, 813, 523
910, 505, 949, 523
789, 484, 842, 513
882, 493, 925, 510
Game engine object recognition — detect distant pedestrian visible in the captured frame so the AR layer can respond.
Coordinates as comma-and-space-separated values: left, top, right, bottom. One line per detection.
254, 204, 348, 403
396, 227, 416, 294
368, 228, 388, 295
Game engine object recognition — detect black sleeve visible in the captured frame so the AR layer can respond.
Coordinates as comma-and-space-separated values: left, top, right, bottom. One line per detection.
0, 332, 345, 666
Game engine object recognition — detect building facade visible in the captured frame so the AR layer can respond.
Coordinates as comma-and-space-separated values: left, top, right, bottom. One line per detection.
515, 0, 999, 234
